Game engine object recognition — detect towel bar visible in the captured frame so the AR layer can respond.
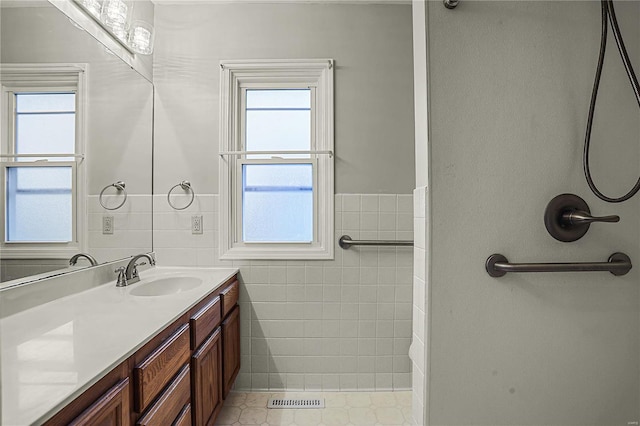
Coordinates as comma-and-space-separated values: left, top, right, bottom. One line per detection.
339, 235, 413, 249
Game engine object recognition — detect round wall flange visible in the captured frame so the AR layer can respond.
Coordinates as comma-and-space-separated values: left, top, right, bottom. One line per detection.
544, 194, 591, 242
485, 253, 508, 277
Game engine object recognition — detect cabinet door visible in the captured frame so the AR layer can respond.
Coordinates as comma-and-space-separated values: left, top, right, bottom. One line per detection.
191, 328, 223, 426
222, 306, 240, 399
69, 378, 130, 426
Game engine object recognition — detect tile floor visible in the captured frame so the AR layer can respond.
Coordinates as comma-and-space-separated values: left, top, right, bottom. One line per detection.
215, 391, 412, 426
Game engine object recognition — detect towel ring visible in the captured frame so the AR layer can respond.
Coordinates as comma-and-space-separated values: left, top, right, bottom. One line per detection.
167, 180, 195, 210
99, 181, 127, 210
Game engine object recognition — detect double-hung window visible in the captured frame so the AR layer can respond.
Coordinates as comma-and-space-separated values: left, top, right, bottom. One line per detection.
1, 64, 86, 259
219, 60, 334, 259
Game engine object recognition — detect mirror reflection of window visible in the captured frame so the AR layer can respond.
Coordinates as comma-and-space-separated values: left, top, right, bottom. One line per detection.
7, 93, 76, 242
1, 65, 85, 260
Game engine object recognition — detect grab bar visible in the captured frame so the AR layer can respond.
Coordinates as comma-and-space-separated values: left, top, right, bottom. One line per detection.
339, 235, 414, 249
485, 253, 632, 277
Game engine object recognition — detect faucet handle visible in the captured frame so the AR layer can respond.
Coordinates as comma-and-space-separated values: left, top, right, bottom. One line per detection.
131, 261, 147, 279
114, 267, 127, 287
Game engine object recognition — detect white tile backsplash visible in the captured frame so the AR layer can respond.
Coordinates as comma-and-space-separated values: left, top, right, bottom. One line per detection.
153, 193, 413, 391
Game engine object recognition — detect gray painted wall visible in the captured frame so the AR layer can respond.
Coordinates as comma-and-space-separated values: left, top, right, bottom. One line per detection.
153, 2, 415, 195
418, 1, 640, 424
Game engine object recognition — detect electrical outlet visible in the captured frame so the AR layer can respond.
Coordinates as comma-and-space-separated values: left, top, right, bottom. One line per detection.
191, 215, 203, 234
103, 216, 114, 234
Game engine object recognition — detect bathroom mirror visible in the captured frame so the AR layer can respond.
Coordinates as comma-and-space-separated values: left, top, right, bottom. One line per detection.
0, 1, 153, 285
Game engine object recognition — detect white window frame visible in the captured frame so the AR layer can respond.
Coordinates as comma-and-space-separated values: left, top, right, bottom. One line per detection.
0, 64, 87, 259
219, 59, 334, 260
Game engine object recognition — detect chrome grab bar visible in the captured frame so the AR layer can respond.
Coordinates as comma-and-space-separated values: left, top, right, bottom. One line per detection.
339, 235, 414, 249
485, 253, 632, 277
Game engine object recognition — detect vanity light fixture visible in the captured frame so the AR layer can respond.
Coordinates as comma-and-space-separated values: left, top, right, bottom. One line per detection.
76, 0, 155, 55
79, 0, 101, 18
100, 0, 132, 41
128, 20, 155, 55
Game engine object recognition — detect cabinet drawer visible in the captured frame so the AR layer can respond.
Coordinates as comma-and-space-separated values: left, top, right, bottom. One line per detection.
190, 296, 221, 350
220, 280, 239, 318
134, 324, 190, 412
68, 378, 130, 426
172, 404, 191, 426
137, 365, 190, 426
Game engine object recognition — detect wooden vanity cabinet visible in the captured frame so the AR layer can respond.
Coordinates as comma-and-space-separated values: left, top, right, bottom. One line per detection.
43, 274, 240, 426
190, 278, 240, 425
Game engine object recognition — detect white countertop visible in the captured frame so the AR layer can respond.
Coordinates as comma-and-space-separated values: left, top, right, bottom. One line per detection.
0, 266, 238, 426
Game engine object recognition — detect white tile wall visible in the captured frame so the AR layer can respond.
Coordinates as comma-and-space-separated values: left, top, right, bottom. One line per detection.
153, 193, 414, 392
411, 186, 428, 425
88, 194, 153, 263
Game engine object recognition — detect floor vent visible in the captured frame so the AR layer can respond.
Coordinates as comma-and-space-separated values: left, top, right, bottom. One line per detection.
267, 398, 325, 409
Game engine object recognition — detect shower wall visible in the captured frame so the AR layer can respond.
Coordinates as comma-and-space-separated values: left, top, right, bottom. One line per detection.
152, 3, 416, 390
414, 1, 640, 424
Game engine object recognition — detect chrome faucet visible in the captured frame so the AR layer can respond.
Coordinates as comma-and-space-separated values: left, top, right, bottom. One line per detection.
123, 253, 156, 285
69, 253, 98, 266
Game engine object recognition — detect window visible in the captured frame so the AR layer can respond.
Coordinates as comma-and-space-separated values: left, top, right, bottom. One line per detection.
219, 60, 334, 260
1, 64, 86, 259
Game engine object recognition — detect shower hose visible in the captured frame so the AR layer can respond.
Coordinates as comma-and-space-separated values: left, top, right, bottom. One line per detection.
583, 0, 640, 203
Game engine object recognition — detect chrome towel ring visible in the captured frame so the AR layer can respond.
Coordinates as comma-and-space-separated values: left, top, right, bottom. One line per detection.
99, 181, 127, 210
167, 180, 195, 210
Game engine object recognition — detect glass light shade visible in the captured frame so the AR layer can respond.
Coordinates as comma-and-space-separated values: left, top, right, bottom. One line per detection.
128, 20, 155, 55
100, 0, 133, 41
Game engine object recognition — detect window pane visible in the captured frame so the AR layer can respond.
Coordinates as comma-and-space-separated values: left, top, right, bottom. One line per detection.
242, 164, 313, 242
246, 89, 310, 109
16, 93, 75, 113
6, 167, 73, 242
246, 110, 310, 157
245, 89, 311, 159
16, 114, 75, 154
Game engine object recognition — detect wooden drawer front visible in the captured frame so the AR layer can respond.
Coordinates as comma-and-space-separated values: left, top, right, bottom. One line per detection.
172, 404, 191, 426
134, 324, 190, 412
222, 306, 240, 399
137, 365, 190, 426
220, 280, 239, 318
69, 378, 130, 426
190, 296, 221, 350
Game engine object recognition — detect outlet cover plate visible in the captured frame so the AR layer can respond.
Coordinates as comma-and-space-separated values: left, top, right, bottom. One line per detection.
103, 215, 114, 234
192, 215, 203, 234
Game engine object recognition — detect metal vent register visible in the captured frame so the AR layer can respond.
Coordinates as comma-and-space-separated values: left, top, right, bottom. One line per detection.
267, 398, 325, 409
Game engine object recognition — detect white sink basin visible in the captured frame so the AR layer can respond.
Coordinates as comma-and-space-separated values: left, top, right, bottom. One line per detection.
129, 276, 203, 296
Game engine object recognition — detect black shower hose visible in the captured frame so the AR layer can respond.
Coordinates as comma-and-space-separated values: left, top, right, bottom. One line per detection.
583, 0, 640, 203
